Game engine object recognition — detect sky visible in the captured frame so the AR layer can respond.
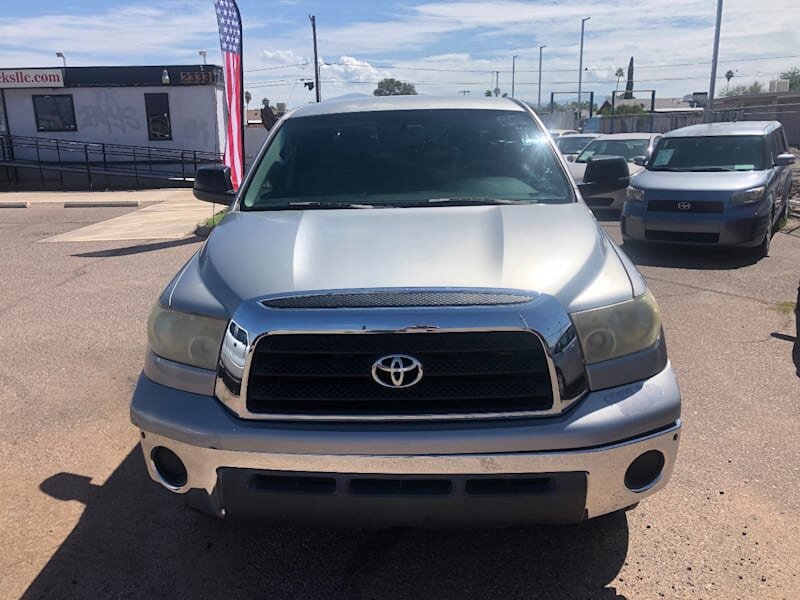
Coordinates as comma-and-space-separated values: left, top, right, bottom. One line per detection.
1, 0, 799, 108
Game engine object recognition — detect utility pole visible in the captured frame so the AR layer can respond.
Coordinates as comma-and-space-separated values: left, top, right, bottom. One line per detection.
538, 45, 546, 111
706, 0, 723, 121
577, 16, 591, 122
494, 71, 500, 96
511, 55, 518, 98
309, 14, 321, 103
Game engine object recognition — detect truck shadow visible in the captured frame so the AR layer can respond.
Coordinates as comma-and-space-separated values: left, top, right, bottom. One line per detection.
26, 449, 630, 600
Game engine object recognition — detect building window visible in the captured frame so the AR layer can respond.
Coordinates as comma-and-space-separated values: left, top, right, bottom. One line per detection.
145, 93, 172, 141
32, 95, 77, 132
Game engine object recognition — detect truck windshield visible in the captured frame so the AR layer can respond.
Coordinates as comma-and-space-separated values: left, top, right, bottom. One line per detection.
241, 109, 573, 210
648, 135, 767, 172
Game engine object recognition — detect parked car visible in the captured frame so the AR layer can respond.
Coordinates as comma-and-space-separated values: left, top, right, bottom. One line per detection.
568, 133, 662, 209
555, 133, 600, 161
131, 96, 681, 527
622, 121, 795, 257
548, 128, 580, 138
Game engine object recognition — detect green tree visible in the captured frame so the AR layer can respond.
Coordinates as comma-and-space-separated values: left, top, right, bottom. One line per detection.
600, 103, 645, 116
614, 67, 625, 93
780, 67, 800, 91
373, 78, 418, 96
723, 81, 765, 96
484, 89, 493, 97
261, 97, 271, 108
724, 70, 735, 94
245, 90, 252, 109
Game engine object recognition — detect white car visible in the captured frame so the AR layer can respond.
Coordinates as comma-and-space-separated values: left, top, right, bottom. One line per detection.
568, 133, 662, 210
555, 134, 600, 162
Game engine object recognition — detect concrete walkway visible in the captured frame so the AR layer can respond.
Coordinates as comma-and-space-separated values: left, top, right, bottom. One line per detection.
29, 189, 218, 242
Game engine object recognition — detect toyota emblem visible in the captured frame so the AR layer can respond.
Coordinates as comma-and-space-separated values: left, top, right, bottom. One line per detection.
371, 355, 424, 389
677, 202, 691, 211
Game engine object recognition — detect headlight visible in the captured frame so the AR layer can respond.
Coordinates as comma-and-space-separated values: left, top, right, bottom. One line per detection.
571, 291, 661, 364
626, 186, 646, 202
147, 305, 228, 370
731, 186, 766, 205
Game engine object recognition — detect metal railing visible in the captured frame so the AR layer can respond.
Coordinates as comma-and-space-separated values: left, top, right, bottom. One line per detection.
0, 134, 223, 189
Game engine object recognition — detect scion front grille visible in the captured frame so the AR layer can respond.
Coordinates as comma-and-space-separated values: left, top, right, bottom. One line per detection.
648, 200, 724, 213
246, 331, 554, 419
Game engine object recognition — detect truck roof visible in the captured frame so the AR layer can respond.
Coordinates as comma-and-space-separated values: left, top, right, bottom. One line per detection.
288, 95, 526, 118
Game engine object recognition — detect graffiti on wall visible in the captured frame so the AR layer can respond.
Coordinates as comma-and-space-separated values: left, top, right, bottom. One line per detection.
77, 90, 140, 134
182, 117, 211, 148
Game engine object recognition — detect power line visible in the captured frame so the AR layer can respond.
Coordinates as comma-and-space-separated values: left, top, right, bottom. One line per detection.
244, 62, 310, 73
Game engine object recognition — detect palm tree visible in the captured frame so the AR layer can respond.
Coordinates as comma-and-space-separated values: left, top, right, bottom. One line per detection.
615, 68, 625, 93
725, 70, 735, 94
245, 90, 252, 110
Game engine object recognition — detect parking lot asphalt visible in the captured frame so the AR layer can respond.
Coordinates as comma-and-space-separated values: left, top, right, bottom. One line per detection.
1, 204, 798, 600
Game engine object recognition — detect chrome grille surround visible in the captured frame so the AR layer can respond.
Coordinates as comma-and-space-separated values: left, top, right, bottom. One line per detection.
215, 288, 587, 422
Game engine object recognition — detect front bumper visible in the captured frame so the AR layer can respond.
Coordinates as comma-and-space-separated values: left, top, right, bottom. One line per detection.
622, 199, 770, 246
131, 365, 681, 526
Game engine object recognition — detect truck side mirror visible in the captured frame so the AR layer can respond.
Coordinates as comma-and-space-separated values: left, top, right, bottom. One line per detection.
193, 166, 236, 205
578, 155, 630, 195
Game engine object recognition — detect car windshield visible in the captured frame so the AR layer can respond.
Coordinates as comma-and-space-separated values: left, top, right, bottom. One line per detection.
575, 138, 650, 163
556, 136, 595, 154
241, 109, 573, 210
647, 135, 767, 171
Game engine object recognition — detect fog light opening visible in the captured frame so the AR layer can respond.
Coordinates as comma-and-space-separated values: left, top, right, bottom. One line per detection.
151, 446, 188, 490
625, 450, 665, 492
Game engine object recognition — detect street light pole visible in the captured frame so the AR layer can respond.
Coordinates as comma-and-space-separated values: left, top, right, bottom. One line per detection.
198, 50, 207, 65
56, 52, 66, 67
511, 55, 518, 98
538, 45, 546, 111
706, 0, 724, 121
577, 16, 590, 123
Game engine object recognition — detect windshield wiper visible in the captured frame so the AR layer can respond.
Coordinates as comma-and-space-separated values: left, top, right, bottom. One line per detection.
253, 201, 375, 210
422, 197, 533, 206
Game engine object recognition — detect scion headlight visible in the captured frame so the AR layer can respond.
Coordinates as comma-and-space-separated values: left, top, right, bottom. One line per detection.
571, 291, 661, 364
147, 305, 228, 370
731, 186, 766, 205
626, 186, 646, 202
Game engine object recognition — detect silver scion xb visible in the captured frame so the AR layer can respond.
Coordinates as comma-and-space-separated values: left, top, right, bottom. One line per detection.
622, 121, 796, 256
131, 96, 681, 527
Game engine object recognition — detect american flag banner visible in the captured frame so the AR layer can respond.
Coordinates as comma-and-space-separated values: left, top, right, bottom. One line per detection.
214, 0, 244, 190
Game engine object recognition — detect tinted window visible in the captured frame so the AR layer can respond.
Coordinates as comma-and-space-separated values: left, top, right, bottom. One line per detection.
648, 136, 767, 172
33, 95, 77, 132
145, 93, 172, 140
242, 109, 573, 209
576, 138, 650, 163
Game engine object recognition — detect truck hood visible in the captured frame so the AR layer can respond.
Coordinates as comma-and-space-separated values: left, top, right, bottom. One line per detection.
183, 203, 637, 317
631, 169, 767, 193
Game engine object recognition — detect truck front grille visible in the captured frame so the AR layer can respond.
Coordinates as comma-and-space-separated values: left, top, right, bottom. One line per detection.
245, 331, 554, 419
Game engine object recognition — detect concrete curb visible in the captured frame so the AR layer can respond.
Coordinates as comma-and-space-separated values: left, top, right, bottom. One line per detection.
0, 202, 31, 208
194, 224, 213, 238
63, 200, 141, 208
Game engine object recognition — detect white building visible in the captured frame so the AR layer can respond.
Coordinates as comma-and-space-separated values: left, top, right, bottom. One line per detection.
0, 65, 228, 188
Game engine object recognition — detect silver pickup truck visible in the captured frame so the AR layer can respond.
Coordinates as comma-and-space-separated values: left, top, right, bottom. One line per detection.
131, 96, 681, 527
